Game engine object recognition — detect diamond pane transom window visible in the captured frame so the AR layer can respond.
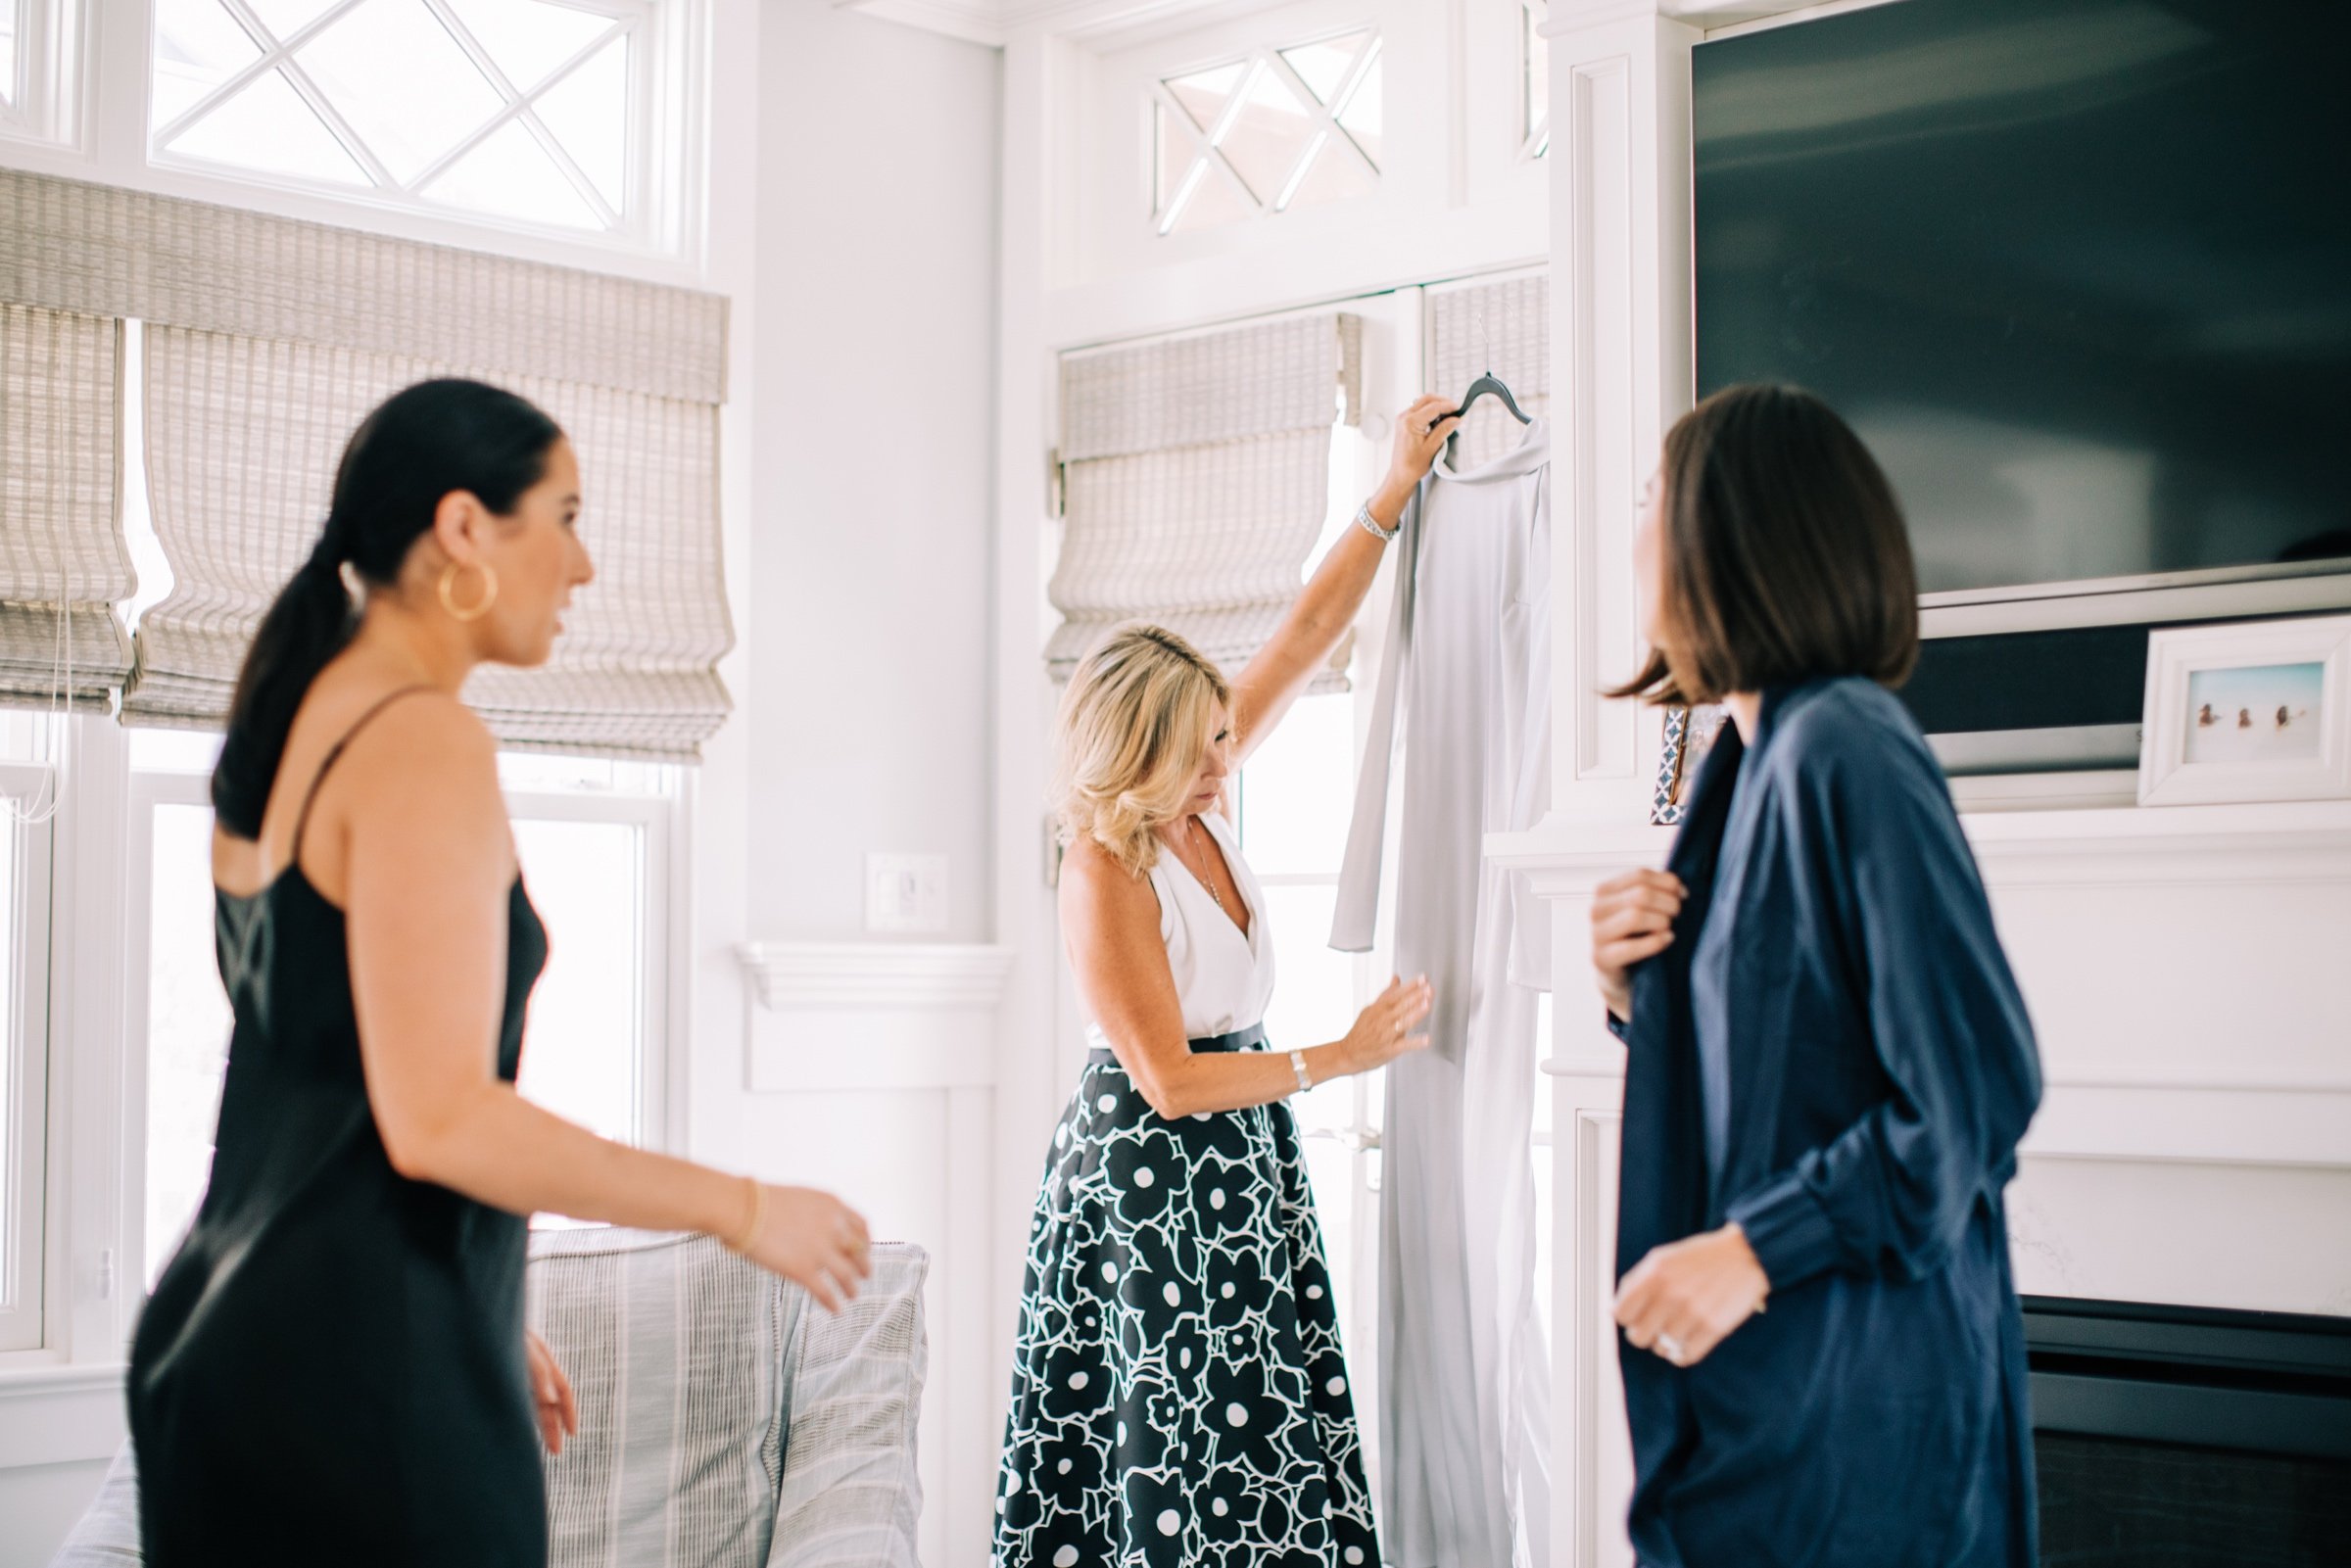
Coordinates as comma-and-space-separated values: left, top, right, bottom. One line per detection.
1153, 29, 1382, 237
1523, 0, 1550, 160
149, 0, 647, 235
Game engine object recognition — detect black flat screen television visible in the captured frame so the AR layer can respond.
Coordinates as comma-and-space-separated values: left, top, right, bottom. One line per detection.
1692, 0, 2351, 610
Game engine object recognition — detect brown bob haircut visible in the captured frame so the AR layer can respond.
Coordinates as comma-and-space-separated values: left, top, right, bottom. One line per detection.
1611, 382, 1920, 707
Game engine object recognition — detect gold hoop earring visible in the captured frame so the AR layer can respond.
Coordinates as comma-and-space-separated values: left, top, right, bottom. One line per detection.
438, 560, 499, 623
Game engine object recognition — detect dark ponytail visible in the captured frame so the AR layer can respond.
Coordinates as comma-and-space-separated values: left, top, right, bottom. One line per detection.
211, 379, 563, 838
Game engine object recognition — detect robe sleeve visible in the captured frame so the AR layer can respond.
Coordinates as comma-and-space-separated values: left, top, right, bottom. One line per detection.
1723, 716, 2043, 1290
1329, 480, 1426, 953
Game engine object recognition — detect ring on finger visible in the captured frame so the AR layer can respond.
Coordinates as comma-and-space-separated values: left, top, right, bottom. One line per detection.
1656, 1331, 1686, 1365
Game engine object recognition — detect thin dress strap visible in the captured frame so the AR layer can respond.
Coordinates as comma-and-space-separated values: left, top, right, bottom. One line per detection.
287, 687, 440, 864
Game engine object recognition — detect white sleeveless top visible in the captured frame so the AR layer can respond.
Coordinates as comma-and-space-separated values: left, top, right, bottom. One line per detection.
1086, 809, 1278, 1046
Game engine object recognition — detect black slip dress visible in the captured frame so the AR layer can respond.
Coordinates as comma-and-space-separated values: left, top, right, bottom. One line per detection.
129, 689, 552, 1565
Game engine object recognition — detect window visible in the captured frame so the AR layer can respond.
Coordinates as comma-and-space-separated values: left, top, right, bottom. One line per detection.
0, 0, 81, 144
1523, 0, 1550, 160
501, 752, 673, 1158
1235, 689, 1386, 1469
130, 731, 676, 1282
0, 747, 56, 1353
1154, 28, 1383, 236
0, 0, 21, 117
147, 0, 675, 241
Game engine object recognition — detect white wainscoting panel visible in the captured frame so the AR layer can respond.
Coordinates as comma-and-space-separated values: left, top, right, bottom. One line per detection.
738, 940, 1016, 1565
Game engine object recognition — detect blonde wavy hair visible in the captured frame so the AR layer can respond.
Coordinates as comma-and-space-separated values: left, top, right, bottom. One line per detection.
1053, 623, 1231, 878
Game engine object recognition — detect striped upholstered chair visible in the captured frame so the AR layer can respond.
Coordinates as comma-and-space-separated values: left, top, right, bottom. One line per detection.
51, 1230, 929, 1568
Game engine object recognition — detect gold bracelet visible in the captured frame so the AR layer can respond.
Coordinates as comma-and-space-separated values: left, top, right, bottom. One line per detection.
723, 1174, 765, 1254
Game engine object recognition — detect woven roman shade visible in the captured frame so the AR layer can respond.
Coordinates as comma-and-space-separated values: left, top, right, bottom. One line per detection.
0, 302, 132, 707
1428, 273, 1551, 471
1049, 312, 1364, 692
0, 170, 723, 401
132, 333, 731, 756
0, 167, 733, 757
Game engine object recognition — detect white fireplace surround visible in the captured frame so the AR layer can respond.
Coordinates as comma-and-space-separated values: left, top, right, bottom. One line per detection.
1510, 2, 2351, 1564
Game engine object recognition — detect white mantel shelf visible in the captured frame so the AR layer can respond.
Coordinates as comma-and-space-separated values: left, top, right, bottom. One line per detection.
1491, 797, 2351, 894
736, 941, 1016, 1011
736, 942, 1016, 1093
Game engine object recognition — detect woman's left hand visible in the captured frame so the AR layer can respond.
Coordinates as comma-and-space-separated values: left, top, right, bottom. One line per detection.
526, 1329, 580, 1455
1613, 1222, 1771, 1368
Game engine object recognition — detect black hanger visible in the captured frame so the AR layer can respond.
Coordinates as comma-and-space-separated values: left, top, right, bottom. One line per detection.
1452, 370, 1532, 426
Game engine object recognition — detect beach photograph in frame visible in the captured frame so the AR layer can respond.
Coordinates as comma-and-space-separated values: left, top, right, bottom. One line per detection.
2183, 663, 2324, 765
2139, 616, 2351, 806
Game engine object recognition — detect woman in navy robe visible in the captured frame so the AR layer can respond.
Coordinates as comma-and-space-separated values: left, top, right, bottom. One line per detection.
1587, 384, 2043, 1567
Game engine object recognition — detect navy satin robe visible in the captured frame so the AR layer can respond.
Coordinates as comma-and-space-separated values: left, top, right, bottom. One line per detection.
1613, 676, 2043, 1568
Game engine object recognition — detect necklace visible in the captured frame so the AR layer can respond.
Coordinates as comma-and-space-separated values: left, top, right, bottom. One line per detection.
1184, 816, 1230, 915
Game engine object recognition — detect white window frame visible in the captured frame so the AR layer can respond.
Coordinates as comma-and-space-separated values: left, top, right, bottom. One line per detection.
0, 0, 714, 276
1521, 0, 1551, 162
1080, 0, 1425, 283
1063, 0, 1546, 317
0, 763, 57, 1354
504, 779, 677, 1152
113, 751, 685, 1280
1460, 0, 1550, 212
143, 0, 696, 255
1149, 25, 1384, 237
0, 712, 136, 1383
0, 0, 85, 147
120, 764, 210, 1291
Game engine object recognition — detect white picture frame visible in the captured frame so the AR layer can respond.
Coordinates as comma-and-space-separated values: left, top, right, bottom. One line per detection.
2138, 615, 2351, 807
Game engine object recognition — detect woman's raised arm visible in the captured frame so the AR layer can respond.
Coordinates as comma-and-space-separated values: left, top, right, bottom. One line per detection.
1228, 395, 1460, 764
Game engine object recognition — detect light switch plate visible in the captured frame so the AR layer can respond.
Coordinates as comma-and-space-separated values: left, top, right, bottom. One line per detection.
865, 853, 948, 934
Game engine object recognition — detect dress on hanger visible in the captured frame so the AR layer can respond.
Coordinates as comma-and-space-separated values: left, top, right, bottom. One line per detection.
1331, 418, 1555, 1568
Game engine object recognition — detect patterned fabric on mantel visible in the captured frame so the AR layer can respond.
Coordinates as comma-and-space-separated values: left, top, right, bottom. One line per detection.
1049, 312, 1364, 693
0, 166, 735, 759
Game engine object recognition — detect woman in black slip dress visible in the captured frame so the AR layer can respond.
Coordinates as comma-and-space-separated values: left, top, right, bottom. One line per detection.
129, 380, 876, 1566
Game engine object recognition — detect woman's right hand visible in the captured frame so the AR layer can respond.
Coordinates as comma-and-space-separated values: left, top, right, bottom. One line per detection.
1383, 395, 1464, 496
737, 1184, 874, 1313
1591, 870, 1685, 1022
1336, 974, 1435, 1076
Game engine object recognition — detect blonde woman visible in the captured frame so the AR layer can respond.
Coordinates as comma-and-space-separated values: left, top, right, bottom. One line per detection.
991, 397, 1463, 1567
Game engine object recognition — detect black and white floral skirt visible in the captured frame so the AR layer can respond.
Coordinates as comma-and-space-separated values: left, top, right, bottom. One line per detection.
992, 1029, 1380, 1568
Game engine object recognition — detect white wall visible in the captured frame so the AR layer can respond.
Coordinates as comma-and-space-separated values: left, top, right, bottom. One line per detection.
731, 7, 1005, 1565
746, 1, 1002, 947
